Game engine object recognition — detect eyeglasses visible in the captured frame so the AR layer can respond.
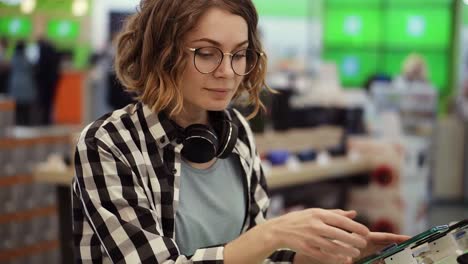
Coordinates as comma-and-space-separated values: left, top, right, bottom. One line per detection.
187, 46, 264, 76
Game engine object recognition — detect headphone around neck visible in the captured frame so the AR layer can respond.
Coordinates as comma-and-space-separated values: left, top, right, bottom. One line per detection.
173, 111, 238, 164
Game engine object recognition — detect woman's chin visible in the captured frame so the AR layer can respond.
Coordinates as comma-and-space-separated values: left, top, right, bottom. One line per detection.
203, 101, 231, 112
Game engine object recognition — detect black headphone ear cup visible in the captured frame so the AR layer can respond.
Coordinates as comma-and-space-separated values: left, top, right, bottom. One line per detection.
216, 120, 238, 159
181, 124, 219, 163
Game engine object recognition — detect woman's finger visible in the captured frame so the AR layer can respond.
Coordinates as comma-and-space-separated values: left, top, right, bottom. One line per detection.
330, 209, 357, 219
321, 211, 370, 236
368, 232, 411, 244
320, 224, 368, 248
311, 235, 361, 258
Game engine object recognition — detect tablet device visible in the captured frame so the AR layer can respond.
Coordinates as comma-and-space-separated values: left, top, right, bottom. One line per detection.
354, 224, 450, 264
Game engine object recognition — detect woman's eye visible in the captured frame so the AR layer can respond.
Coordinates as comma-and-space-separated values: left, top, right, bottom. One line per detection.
234, 53, 246, 60
198, 52, 215, 57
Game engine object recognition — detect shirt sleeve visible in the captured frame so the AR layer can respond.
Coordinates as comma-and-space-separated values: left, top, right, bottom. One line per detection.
238, 113, 296, 263
253, 151, 296, 263
72, 132, 224, 264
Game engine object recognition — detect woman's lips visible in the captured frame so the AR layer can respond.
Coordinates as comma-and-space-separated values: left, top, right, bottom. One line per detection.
205, 88, 232, 98
205, 88, 231, 92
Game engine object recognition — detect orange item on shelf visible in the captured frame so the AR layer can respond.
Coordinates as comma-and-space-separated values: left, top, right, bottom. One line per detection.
53, 71, 84, 125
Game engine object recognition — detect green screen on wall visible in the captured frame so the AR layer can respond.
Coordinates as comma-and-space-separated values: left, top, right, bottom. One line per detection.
326, 0, 382, 7
386, 0, 452, 6
383, 7, 451, 49
381, 51, 448, 92
323, 50, 380, 88
46, 20, 80, 42
253, 0, 309, 17
463, 5, 468, 25
0, 17, 32, 38
324, 8, 382, 48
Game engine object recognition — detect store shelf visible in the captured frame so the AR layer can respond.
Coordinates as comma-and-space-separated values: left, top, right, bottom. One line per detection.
267, 156, 373, 190
34, 168, 74, 186
0, 135, 71, 145
34, 157, 374, 190
254, 126, 343, 154
0, 175, 34, 187
0, 240, 59, 262
0, 206, 57, 224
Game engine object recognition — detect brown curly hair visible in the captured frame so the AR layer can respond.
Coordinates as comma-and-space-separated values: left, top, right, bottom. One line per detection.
114, 0, 269, 119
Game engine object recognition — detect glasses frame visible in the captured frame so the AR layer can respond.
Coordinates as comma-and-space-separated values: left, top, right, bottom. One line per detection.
187, 46, 264, 76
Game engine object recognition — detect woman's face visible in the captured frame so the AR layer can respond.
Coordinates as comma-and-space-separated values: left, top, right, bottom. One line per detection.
180, 7, 248, 113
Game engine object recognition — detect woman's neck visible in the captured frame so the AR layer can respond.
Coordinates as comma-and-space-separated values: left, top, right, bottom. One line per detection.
172, 107, 209, 128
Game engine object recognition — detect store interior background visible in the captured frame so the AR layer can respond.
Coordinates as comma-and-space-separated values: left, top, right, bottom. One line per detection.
0, 0, 468, 263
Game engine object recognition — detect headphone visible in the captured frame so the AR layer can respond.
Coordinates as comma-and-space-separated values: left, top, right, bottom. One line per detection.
173, 111, 238, 164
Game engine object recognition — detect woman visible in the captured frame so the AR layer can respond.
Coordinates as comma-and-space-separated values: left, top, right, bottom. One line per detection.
72, 1, 408, 263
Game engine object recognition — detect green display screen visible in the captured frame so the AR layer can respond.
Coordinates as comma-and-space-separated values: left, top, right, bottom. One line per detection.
381, 51, 448, 92
36, 0, 74, 13
326, 0, 382, 8
386, 0, 452, 6
253, 0, 310, 17
0, 17, 32, 38
324, 8, 382, 48
463, 5, 468, 25
46, 19, 80, 42
383, 7, 451, 49
323, 49, 380, 88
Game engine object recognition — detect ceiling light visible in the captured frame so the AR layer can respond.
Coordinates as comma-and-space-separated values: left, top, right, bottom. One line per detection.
72, 0, 88, 17
20, 0, 36, 14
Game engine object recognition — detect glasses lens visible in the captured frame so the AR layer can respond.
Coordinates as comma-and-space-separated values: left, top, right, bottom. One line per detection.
194, 47, 223, 73
232, 49, 258, 75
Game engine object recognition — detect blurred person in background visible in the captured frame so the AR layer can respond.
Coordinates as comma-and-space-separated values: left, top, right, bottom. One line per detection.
72, 1, 408, 263
0, 37, 10, 94
7, 41, 37, 126
35, 37, 60, 125
392, 53, 429, 89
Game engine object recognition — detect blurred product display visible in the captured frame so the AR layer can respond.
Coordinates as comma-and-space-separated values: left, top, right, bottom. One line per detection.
433, 116, 466, 201
347, 136, 432, 236
0, 98, 78, 264
371, 82, 438, 137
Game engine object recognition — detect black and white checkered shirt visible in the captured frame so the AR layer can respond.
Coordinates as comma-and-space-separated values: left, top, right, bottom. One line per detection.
72, 102, 296, 263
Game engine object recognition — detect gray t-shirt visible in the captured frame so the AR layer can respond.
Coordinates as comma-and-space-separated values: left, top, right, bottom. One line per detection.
175, 154, 246, 256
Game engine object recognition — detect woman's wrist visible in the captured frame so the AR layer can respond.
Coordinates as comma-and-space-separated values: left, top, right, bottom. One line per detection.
254, 221, 281, 253
224, 221, 281, 264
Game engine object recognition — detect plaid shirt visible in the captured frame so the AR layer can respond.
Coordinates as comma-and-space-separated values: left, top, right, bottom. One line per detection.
72, 102, 296, 263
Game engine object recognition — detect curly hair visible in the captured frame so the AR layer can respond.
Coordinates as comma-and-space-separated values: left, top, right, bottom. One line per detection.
114, 0, 269, 119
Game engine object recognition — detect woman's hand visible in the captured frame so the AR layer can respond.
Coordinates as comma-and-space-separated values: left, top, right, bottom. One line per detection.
294, 231, 410, 264
347, 232, 410, 263
266, 208, 369, 264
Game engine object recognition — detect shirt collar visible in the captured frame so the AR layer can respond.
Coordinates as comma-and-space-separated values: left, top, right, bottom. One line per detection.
140, 102, 178, 149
